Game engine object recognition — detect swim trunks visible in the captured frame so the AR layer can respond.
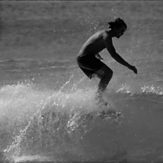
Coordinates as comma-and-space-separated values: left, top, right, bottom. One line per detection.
77, 55, 103, 79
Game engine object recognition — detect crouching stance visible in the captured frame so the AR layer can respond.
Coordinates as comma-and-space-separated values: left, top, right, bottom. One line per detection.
77, 18, 137, 105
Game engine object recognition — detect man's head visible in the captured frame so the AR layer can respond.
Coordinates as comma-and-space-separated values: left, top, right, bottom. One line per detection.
108, 18, 127, 38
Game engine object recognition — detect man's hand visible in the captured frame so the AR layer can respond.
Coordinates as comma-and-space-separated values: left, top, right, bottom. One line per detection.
129, 65, 137, 74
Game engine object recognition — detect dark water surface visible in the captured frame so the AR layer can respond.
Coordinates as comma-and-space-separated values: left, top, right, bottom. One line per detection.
0, 1, 163, 163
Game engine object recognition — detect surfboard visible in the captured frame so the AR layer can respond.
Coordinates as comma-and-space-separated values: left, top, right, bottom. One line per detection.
80, 108, 122, 121
97, 109, 121, 119
67, 106, 122, 132
93, 100, 122, 119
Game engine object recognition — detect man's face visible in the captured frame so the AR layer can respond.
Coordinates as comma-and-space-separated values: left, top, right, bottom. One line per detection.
114, 26, 126, 38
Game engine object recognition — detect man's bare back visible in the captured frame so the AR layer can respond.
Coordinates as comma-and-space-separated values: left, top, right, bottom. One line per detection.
77, 18, 137, 105
78, 30, 108, 57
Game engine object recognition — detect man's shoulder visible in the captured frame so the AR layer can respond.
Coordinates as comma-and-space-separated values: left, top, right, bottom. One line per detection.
101, 29, 111, 40
96, 29, 108, 34
94, 29, 110, 38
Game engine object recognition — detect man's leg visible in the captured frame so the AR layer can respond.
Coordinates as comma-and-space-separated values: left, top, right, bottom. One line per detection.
95, 64, 113, 103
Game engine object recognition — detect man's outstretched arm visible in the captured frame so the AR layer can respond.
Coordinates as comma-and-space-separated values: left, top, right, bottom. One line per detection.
111, 51, 137, 74
105, 39, 137, 74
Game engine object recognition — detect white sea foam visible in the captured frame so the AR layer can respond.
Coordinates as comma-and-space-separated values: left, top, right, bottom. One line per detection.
0, 82, 162, 163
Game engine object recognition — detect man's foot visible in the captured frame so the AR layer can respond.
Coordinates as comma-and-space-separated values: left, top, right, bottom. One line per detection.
95, 97, 108, 106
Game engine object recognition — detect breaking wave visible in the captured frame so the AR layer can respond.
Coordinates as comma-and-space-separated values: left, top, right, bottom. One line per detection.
0, 81, 162, 163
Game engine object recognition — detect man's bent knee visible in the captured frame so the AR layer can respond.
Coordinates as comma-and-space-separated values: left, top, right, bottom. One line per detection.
107, 68, 113, 78
96, 65, 113, 78
102, 66, 113, 79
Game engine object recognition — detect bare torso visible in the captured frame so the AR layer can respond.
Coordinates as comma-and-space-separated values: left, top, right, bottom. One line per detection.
78, 30, 110, 57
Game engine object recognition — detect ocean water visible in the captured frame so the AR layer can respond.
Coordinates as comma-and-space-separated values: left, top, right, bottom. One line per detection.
0, 1, 163, 163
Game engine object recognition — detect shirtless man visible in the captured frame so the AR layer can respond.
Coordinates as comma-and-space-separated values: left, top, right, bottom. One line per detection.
77, 18, 137, 105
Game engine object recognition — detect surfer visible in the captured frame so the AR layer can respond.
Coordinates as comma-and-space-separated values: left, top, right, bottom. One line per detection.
77, 18, 137, 105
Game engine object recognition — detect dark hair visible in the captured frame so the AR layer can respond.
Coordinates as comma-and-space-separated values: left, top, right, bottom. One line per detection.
108, 18, 127, 30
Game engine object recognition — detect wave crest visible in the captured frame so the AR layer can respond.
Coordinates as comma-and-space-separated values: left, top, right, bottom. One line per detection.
1, 82, 163, 162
